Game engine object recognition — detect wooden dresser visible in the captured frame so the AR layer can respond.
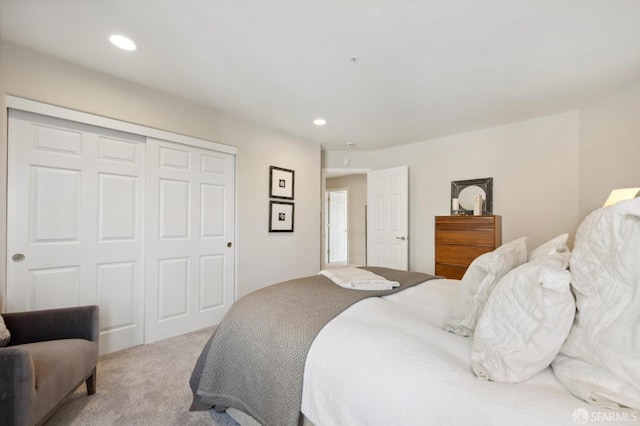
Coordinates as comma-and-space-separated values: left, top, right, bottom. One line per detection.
435, 215, 502, 279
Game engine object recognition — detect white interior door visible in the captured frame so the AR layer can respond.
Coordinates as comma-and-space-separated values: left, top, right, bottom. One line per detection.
144, 138, 235, 343
327, 190, 348, 263
367, 166, 409, 270
7, 110, 145, 353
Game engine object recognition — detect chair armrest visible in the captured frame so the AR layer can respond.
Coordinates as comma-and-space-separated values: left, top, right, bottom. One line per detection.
2, 305, 99, 345
0, 347, 35, 424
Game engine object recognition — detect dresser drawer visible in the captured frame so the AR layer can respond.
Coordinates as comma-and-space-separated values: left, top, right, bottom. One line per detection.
435, 263, 468, 280
435, 216, 496, 229
435, 228, 496, 245
435, 243, 493, 265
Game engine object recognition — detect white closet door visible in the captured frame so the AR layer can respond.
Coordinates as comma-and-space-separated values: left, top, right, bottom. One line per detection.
7, 110, 145, 353
144, 138, 235, 343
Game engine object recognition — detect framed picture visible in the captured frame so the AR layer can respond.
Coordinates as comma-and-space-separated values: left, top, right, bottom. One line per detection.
451, 177, 493, 215
269, 201, 294, 232
269, 166, 295, 200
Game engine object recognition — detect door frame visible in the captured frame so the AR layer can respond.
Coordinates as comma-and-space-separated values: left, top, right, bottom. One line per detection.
6, 97, 236, 154
321, 168, 370, 269
3, 96, 238, 328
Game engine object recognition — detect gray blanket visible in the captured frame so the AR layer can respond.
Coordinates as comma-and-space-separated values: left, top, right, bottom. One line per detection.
190, 267, 437, 426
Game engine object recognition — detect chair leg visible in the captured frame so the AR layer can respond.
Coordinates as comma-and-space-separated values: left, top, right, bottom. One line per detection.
86, 368, 97, 395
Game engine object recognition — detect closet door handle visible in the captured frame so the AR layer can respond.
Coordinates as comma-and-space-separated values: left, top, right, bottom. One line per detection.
395, 236, 406, 241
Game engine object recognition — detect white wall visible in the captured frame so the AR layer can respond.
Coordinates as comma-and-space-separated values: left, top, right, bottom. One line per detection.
3, 41, 638, 301
324, 82, 640, 275
0, 42, 321, 307
324, 111, 581, 274
578, 83, 640, 219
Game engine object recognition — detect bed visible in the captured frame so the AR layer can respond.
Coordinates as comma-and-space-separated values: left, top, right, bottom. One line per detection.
302, 278, 612, 426
190, 198, 640, 426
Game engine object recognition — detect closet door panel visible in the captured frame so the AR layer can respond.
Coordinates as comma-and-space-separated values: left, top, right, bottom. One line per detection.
145, 138, 235, 343
7, 110, 145, 354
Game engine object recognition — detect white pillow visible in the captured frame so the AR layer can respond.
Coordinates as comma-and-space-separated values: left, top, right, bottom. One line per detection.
0, 314, 10, 347
470, 252, 574, 383
444, 237, 527, 337
552, 197, 640, 409
528, 233, 569, 262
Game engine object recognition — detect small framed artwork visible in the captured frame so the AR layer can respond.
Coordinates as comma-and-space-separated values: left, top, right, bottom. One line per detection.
269, 166, 295, 200
269, 201, 294, 232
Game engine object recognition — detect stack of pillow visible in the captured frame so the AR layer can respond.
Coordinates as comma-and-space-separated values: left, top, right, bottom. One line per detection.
552, 198, 640, 409
444, 233, 575, 383
444, 197, 640, 411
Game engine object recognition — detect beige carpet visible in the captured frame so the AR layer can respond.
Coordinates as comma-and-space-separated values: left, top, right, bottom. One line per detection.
46, 327, 239, 426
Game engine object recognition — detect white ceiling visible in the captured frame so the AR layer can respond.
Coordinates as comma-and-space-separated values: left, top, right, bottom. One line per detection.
2, 1, 640, 151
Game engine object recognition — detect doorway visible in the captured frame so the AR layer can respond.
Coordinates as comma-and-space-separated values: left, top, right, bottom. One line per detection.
321, 166, 409, 271
322, 170, 368, 269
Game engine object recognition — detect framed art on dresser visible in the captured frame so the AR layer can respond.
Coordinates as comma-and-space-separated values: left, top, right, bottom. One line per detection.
451, 177, 493, 215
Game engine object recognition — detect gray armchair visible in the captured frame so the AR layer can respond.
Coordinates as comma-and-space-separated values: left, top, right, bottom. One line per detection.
0, 305, 99, 426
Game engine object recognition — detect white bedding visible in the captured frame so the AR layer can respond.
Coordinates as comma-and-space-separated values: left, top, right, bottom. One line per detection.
301, 279, 637, 426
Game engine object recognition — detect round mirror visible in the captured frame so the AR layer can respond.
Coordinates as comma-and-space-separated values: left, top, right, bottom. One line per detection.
458, 185, 485, 210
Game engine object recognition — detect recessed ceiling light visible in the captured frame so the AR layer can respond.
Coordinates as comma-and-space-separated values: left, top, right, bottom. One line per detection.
313, 118, 327, 126
110, 34, 137, 51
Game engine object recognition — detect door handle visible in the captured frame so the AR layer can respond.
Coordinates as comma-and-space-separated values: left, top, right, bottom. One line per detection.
395, 236, 406, 241
12, 253, 25, 262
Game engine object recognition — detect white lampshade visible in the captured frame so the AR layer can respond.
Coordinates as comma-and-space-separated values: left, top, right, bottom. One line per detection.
603, 187, 640, 207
